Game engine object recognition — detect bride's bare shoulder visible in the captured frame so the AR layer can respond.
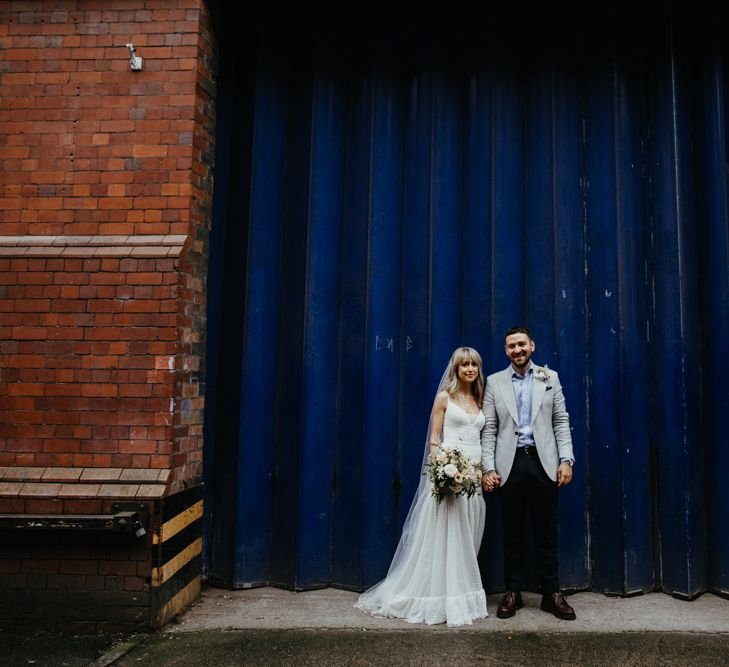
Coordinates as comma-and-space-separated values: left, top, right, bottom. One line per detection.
433, 390, 450, 409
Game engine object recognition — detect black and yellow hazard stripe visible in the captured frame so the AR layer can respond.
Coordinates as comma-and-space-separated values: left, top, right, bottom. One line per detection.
150, 485, 203, 627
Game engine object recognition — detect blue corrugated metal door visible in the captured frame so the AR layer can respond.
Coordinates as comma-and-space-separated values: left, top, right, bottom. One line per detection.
203, 7, 729, 599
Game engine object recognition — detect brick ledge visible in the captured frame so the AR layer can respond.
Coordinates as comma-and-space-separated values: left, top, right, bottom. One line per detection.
0, 466, 170, 500
0, 235, 187, 258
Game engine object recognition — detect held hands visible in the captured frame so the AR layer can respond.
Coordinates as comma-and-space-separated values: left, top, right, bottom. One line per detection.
482, 465, 572, 490
557, 462, 573, 487
482, 470, 500, 493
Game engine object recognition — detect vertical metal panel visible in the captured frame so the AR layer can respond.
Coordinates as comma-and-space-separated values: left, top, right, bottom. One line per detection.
611, 66, 654, 595
552, 69, 589, 592
525, 68, 557, 344
462, 70, 493, 349
360, 75, 404, 585
697, 56, 729, 597
585, 62, 653, 595
330, 76, 371, 589
296, 75, 345, 587
650, 50, 706, 598
395, 73, 434, 537
429, 75, 463, 369
233, 73, 289, 586
612, 68, 654, 595
202, 71, 237, 584
585, 64, 622, 594
269, 75, 312, 588
490, 74, 524, 350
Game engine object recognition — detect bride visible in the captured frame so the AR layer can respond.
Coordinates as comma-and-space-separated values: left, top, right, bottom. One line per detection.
355, 347, 488, 627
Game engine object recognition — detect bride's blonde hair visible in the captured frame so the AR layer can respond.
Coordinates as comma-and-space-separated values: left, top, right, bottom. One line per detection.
442, 347, 484, 406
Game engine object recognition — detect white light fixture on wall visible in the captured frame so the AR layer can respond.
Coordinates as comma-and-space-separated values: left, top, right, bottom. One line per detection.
126, 43, 143, 71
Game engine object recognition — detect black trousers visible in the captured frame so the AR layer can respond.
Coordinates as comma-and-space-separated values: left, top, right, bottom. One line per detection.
498, 447, 559, 594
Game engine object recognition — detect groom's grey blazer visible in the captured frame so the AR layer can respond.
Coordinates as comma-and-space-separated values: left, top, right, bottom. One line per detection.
481, 364, 574, 485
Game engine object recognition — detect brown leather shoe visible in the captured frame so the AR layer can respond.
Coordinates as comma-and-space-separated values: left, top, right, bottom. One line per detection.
496, 591, 523, 618
540, 592, 576, 620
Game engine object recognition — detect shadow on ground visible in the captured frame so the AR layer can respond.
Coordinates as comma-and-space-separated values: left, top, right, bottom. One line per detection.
1, 628, 728, 666
0, 629, 132, 667
114, 629, 728, 667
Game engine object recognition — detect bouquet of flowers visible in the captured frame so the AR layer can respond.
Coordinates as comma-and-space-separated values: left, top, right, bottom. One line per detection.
424, 446, 483, 503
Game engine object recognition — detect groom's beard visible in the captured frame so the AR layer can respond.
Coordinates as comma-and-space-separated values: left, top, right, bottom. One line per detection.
510, 352, 531, 371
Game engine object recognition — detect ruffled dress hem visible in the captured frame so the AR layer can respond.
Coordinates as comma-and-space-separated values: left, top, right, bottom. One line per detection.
354, 588, 488, 627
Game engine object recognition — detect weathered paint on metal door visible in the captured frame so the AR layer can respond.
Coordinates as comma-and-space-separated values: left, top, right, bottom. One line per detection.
203, 6, 729, 599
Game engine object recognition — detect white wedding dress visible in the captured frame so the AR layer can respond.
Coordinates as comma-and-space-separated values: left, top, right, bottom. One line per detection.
355, 399, 488, 626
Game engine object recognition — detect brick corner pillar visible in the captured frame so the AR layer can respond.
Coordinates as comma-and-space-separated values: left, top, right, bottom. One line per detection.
0, 1, 217, 632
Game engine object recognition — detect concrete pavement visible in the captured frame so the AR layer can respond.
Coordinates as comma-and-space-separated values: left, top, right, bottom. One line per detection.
170, 585, 729, 634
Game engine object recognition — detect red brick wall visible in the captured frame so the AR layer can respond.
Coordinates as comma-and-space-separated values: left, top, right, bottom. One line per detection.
0, 0, 216, 491
1, 252, 180, 468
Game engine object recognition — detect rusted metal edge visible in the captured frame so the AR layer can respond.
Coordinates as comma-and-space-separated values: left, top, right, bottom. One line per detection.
0, 510, 144, 533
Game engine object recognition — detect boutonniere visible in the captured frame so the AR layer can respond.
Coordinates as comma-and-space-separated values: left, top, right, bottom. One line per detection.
534, 365, 550, 383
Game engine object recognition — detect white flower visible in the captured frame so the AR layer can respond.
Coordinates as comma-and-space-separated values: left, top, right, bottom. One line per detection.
443, 463, 458, 478
534, 365, 550, 382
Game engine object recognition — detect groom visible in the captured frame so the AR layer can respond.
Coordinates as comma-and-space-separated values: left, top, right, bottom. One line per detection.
481, 326, 576, 620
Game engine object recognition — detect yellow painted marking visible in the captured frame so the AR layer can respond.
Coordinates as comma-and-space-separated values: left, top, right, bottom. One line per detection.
154, 500, 203, 545
151, 537, 202, 587
153, 576, 201, 628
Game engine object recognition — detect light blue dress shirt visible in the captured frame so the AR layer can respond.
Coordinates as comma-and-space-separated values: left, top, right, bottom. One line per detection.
511, 363, 535, 447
